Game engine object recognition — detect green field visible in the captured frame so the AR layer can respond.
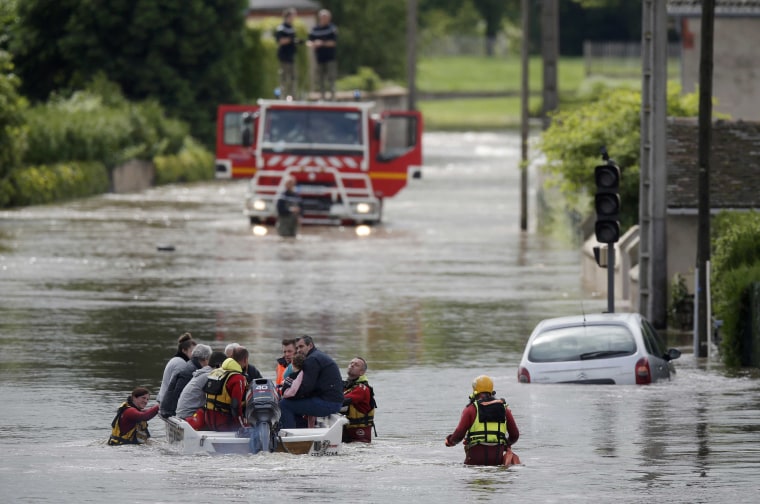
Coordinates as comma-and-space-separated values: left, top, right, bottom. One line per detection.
416, 56, 675, 130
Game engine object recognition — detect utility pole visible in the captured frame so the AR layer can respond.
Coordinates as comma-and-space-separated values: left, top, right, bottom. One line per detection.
696, 0, 715, 357
541, 0, 559, 129
406, 0, 418, 112
520, 0, 530, 231
639, 0, 669, 327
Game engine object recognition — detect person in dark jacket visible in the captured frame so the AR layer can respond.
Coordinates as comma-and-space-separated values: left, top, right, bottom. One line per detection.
307, 9, 337, 101
278, 335, 343, 428
275, 7, 299, 99
276, 176, 301, 237
160, 344, 212, 418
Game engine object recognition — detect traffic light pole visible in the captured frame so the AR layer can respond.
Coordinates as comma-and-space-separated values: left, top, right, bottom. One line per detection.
607, 244, 615, 313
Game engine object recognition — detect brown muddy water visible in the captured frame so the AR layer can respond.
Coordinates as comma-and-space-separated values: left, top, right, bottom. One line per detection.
0, 132, 758, 503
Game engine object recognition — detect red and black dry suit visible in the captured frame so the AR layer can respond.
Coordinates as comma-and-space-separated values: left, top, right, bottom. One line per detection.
445, 393, 519, 466
342, 375, 376, 443
108, 399, 159, 446
203, 358, 248, 431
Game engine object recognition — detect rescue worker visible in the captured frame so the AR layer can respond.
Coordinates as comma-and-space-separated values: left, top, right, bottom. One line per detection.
276, 176, 301, 237
276, 338, 297, 385
444, 375, 520, 466
108, 387, 159, 446
203, 346, 249, 431
275, 7, 299, 99
342, 357, 376, 443
307, 9, 338, 101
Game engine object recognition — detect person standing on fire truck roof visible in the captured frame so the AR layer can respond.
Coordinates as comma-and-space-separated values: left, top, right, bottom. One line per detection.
307, 9, 337, 101
275, 8, 298, 99
276, 176, 301, 237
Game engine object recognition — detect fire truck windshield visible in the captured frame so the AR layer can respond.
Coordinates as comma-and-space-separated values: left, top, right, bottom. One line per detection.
263, 109, 362, 147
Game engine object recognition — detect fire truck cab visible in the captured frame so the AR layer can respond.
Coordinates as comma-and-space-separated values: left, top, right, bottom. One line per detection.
215, 99, 423, 225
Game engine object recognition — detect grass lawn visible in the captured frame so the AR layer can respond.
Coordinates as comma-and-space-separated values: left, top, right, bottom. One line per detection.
416, 55, 678, 130
418, 96, 543, 130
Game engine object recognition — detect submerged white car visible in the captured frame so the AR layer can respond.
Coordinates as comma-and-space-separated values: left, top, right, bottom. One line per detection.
517, 312, 682, 385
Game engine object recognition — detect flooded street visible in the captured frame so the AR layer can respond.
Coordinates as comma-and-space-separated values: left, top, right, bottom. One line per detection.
1, 131, 759, 503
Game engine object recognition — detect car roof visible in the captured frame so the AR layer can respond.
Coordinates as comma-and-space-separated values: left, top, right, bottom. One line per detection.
533, 312, 642, 332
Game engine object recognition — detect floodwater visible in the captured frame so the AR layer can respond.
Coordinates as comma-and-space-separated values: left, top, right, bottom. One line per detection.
1, 132, 758, 503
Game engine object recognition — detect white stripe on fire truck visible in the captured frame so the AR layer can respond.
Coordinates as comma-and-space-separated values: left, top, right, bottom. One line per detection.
283, 156, 298, 166
267, 155, 282, 166
327, 157, 343, 168
343, 157, 358, 169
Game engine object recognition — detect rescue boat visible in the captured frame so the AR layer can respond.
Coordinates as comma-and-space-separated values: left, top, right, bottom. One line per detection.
162, 414, 348, 456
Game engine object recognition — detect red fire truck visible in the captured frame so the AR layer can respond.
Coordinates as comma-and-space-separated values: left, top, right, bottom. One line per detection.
215, 99, 423, 225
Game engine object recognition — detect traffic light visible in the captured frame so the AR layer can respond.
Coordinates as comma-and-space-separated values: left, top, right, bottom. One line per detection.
594, 163, 620, 243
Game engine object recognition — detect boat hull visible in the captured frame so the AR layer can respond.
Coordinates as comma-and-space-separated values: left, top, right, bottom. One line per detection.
163, 414, 348, 456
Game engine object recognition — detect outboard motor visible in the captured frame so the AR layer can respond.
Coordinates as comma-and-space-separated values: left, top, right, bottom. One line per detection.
244, 378, 281, 454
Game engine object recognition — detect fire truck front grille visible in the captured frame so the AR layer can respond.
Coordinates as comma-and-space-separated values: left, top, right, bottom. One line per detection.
300, 196, 333, 213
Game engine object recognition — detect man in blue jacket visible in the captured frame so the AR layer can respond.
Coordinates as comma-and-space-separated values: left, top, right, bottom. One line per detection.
278, 335, 344, 428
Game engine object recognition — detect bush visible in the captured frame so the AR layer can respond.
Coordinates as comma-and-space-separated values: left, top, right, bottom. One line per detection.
0, 50, 28, 180
6, 161, 109, 206
153, 137, 214, 185
712, 211, 760, 366
538, 83, 700, 230
337, 67, 382, 92
23, 88, 188, 168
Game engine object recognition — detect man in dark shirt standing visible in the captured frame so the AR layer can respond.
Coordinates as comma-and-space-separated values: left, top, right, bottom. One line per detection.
275, 8, 298, 99
307, 9, 338, 101
278, 335, 344, 428
276, 176, 301, 237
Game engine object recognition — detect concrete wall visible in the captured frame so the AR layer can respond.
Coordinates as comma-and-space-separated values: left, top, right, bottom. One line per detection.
581, 226, 639, 311
681, 17, 760, 121
111, 160, 155, 194
665, 213, 698, 294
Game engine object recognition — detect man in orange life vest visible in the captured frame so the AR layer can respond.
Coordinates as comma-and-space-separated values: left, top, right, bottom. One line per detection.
276, 338, 297, 385
445, 375, 520, 466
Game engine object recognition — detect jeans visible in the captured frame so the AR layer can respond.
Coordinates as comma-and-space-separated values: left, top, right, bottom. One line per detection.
279, 397, 343, 428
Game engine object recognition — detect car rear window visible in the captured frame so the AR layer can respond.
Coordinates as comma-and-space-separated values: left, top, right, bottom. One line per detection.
528, 324, 637, 362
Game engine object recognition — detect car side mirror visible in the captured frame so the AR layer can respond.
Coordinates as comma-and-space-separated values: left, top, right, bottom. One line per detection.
665, 348, 682, 361
373, 121, 382, 141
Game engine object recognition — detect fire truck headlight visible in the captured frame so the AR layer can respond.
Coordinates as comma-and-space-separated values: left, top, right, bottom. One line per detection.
355, 202, 372, 214
252, 199, 268, 211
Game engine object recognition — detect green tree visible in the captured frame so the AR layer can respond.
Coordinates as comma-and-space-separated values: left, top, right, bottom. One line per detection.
0, 50, 27, 184
472, 0, 513, 55
318, 0, 407, 80
11, 0, 248, 146
538, 84, 699, 229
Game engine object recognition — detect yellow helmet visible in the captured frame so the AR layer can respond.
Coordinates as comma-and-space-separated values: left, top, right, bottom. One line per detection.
472, 375, 494, 395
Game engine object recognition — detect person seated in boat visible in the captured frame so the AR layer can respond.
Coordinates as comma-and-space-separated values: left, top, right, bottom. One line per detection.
176, 350, 227, 428
160, 343, 213, 418
225, 342, 264, 383
341, 357, 377, 443
157, 332, 197, 406
280, 353, 305, 399
204, 346, 250, 431
444, 375, 520, 467
276, 338, 297, 385
278, 335, 344, 428
108, 387, 160, 446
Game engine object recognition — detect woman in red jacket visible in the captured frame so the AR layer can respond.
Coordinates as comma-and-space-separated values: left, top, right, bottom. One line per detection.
108, 387, 160, 445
